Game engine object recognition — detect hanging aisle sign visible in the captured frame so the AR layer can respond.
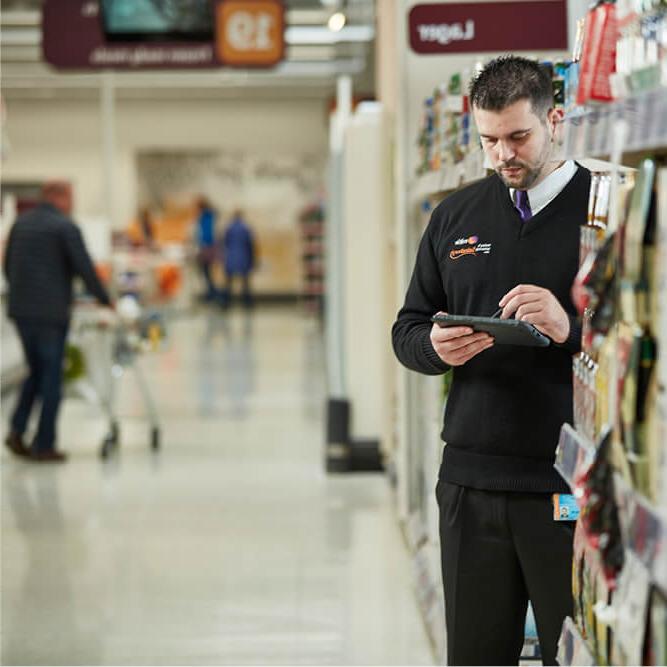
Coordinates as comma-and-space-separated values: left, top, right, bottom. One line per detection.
408, 1, 568, 54
42, 0, 284, 70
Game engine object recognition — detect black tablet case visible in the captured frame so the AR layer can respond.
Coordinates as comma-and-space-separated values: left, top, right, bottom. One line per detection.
431, 314, 551, 347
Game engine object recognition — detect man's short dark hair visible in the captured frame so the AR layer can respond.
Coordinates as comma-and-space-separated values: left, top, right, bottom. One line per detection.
469, 56, 553, 118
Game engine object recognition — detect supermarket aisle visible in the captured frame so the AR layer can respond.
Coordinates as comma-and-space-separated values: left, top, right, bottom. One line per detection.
1, 307, 434, 666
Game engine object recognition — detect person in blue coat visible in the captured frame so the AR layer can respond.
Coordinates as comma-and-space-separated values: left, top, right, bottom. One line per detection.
222, 210, 255, 307
195, 196, 220, 302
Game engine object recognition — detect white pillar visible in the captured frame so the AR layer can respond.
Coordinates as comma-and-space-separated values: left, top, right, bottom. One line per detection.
326, 75, 353, 399
100, 72, 116, 229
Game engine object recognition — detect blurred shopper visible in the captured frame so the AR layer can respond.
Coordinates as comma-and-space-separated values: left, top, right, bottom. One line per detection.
194, 196, 220, 303
392, 57, 590, 665
221, 209, 255, 308
3, 181, 112, 462
139, 206, 155, 247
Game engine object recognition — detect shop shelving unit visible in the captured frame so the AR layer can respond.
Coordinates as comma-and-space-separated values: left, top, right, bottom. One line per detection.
554, 85, 667, 665
412, 149, 485, 202
299, 204, 325, 315
560, 88, 667, 161
405, 149, 487, 660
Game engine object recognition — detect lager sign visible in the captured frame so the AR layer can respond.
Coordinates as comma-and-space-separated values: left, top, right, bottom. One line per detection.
409, 1, 568, 54
216, 0, 285, 67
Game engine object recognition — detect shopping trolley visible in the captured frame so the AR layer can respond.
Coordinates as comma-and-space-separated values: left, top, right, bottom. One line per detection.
65, 301, 165, 459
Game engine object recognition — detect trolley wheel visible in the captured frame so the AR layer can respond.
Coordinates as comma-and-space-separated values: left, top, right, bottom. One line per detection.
151, 427, 160, 451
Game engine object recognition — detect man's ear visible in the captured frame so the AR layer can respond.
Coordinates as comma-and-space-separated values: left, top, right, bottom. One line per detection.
548, 107, 565, 138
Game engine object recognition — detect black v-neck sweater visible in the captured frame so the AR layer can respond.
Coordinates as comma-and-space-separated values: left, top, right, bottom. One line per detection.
392, 165, 591, 493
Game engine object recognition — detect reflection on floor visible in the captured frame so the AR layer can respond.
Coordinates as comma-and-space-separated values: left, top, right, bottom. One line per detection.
1, 306, 435, 666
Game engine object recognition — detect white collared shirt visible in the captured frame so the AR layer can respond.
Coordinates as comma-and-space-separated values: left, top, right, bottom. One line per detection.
509, 160, 577, 217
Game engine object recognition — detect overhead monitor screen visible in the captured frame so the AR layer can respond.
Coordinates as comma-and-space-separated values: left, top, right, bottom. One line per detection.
100, 0, 214, 41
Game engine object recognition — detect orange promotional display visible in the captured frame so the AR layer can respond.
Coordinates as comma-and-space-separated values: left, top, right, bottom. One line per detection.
155, 264, 182, 300
216, 0, 285, 67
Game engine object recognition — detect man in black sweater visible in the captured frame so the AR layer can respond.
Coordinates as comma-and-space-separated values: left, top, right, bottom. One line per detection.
4, 181, 112, 462
392, 57, 589, 665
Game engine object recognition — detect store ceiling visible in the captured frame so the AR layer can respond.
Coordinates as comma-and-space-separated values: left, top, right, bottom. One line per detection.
1, 0, 376, 100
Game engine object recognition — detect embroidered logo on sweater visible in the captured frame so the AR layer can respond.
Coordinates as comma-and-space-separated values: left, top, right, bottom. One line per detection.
454, 235, 479, 246
450, 238, 492, 260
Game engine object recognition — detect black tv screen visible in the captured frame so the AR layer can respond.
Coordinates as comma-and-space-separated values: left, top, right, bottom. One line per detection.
100, 0, 214, 42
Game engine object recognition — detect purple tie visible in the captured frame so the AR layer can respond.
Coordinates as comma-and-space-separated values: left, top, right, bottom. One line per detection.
514, 190, 532, 222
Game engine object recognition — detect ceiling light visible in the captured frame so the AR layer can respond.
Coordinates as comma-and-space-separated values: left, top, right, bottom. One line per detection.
284, 25, 374, 45
328, 12, 346, 32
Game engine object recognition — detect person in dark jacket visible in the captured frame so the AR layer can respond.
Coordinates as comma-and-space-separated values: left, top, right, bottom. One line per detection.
3, 181, 112, 462
392, 57, 589, 665
221, 210, 255, 308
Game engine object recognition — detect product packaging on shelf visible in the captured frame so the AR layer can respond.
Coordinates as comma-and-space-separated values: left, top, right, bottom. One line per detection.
564, 157, 667, 665
595, 566, 613, 665
575, 431, 626, 591
621, 160, 655, 288
573, 520, 588, 633
654, 169, 667, 510
648, 589, 667, 665
577, 2, 619, 105
584, 544, 603, 657
558, 0, 667, 652
615, 0, 667, 96
610, 550, 652, 665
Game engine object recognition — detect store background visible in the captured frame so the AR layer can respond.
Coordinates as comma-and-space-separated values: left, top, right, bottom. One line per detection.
2, 0, 657, 664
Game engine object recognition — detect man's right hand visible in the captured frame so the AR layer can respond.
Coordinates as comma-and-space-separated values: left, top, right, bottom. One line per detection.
429, 313, 494, 366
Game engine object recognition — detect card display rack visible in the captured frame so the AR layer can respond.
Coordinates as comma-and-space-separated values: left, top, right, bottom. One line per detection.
558, 616, 597, 667
555, 120, 667, 667
561, 88, 667, 161
412, 149, 485, 202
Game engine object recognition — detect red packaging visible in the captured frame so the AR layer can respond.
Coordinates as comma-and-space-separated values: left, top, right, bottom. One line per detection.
576, 3, 618, 105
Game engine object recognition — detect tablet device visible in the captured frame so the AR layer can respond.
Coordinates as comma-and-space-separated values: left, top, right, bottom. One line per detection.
431, 313, 551, 347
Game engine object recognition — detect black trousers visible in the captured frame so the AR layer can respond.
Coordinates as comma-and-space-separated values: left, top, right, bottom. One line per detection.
437, 481, 574, 666
223, 272, 252, 307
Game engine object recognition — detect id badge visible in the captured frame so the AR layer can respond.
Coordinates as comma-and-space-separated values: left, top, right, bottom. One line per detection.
552, 494, 579, 521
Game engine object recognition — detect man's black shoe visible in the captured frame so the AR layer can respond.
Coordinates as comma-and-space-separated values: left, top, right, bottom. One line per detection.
4, 432, 30, 458
30, 450, 68, 463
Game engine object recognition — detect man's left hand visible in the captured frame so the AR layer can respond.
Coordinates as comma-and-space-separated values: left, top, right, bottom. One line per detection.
498, 284, 570, 344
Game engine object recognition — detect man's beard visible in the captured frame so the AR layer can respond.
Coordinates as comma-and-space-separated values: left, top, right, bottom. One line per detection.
495, 133, 553, 189
495, 159, 544, 189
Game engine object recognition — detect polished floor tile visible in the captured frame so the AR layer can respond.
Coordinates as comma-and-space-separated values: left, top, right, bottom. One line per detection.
1, 307, 435, 666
